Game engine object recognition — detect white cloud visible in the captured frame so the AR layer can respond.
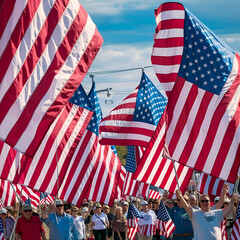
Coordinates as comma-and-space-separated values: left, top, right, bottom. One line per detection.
219, 33, 240, 53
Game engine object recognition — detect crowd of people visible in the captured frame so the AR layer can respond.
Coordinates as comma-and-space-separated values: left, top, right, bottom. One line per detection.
0, 184, 238, 240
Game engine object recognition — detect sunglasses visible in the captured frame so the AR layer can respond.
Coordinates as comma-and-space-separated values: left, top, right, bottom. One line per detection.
56, 204, 64, 207
200, 200, 210, 203
23, 210, 32, 212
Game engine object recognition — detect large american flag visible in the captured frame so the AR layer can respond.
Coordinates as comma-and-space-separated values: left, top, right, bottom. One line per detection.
0, 0, 103, 157
156, 200, 175, 238
230, 203, 240, 240
197, 172, 234, 197
127, 202, 143, 240
99, 72, 167, 147
58, 83, 122, 206
139, 2, 240, 184
0, 84, 93, 196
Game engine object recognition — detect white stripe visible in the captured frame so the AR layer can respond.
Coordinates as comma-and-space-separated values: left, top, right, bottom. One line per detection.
159, 82, 175, 92
152, 64, 180, 74
8, 152, 22, 181
100, 132, 152, 143
212, 178, 220, 195
152, 47, 183, 57
204, 176, 211, 194
177, 165, 189, 191
110, 108, 135, 115
0, 0, 29, 56
164, 162, 179, 190
155, 29, 184, 39
14, 14, 96, 152
155, 10, 185, 25
187, 56, 238, 169
172, 89, 205, 160
0, 0, 56, 101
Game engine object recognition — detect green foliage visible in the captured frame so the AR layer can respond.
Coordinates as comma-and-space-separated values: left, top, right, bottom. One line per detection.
115, 146, 128, 166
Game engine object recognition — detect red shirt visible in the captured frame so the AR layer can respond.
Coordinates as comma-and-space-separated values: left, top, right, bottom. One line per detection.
15, 215, 45, 240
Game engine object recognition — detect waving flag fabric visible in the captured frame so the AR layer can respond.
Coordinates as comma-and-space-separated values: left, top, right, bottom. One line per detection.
39, 192, 54, 205
58, 83, 121, 206
156, 201, 175, 238
197, 172, 234, 197
149, 185, 161, 200
0, 0, 103, 157
133, 111, 193, 195
99, 72, 167, 147
3, 84, 93, 196
147, 2, 240, 184
231, 203, 240, 240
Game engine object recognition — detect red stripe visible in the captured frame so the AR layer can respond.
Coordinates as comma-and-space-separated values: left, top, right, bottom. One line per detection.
156, 19, 185, 31
0, 0, 16, 39
151, 55, 182, 66
199, 173, 208, 194
101, 114, 134, 122
153, 38, 184, 48
0, 140, 4, 154
0, 0, 42, 84
25, 27, 103, 157
100, 139, 149, 148
228, 145, 240, 183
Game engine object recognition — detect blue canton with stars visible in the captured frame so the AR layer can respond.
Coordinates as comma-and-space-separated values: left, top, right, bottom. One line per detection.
156, 200, 171, 221
69, 85, 97, 134
133, 72, 167, 124
125, 72, 167, 173
0, 218, 3, 235
236, 203, 240, 220
127, 201, 143, 219
178, 9, 235, 95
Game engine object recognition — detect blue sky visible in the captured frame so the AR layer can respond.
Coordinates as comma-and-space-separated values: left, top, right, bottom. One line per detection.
80, 0, 240, 116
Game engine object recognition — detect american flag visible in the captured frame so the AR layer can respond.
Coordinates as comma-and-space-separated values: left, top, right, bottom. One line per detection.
123, 146, 150, 199
0, 218, 4, 240
58, 83, 122, 206
221, 219, 228, 240
7, 84, 93, 196
13, 184, 40, 209
0, 0, 103, 157
0, 199, 4, 209
150, 2, 240, 183
99, 72, 167, 147
149, 186, 161, 200
197, 172, 234, 197
114, 165, 126, 200
156, 200, 175, 238
127, 202, 143, 240
39, 192, 55, 205
132, 110, 193, 195
0, 179, 15, 207
230, 203, 240, 240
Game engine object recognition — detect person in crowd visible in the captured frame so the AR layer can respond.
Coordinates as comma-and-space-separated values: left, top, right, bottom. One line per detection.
72, 206, 86, 240
138, 200, 157, 240
0, 207, 15, 240
66, 209, 71, 215
122, 202, 128, 217
41, 199, 77, 240
152, 200, 162, 240
188, 194, 199, 210
91, 203, 109, 240
15, 204, 46, 240
166, 194, 194, 240
102, 205, 113, 239
176, 189, 237, 240
111, 206, 128, 240
165, 199, 175, 209
148, 200, 153, 211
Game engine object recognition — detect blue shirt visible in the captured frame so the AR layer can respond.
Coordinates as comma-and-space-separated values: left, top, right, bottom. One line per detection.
167, 206, 193, 240
41, 212, 77, 240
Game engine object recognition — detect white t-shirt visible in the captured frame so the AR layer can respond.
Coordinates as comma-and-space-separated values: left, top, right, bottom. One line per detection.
138, 210, 157, 226
73, 216, 85, 239
191, 209, 223, 240
92, 213, 109, 230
